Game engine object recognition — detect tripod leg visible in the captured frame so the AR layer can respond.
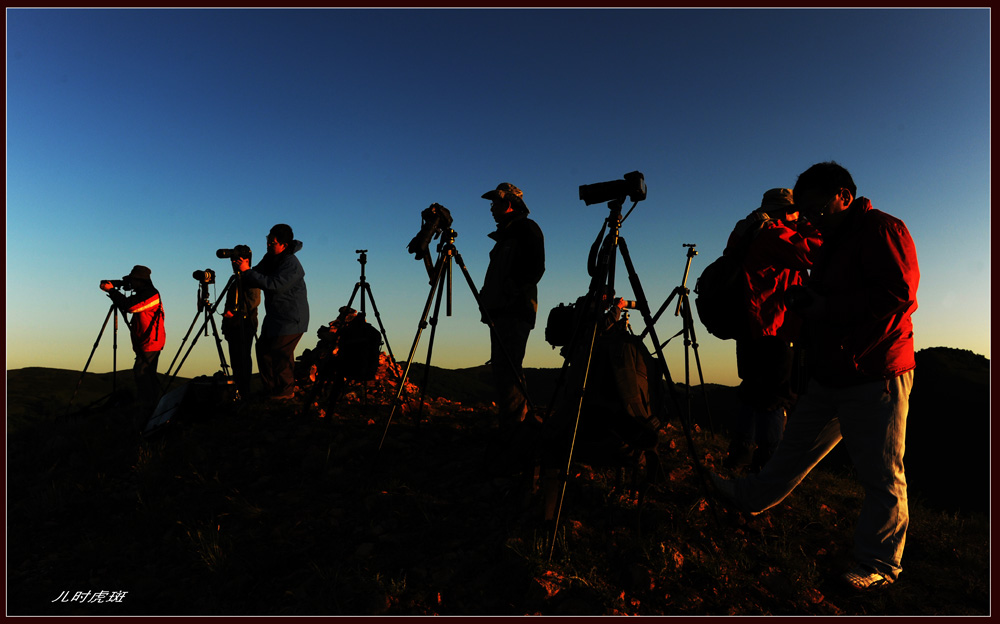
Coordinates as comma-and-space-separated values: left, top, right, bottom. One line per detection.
415, 272, 448, 424
680, 295, 715, 432
166, 308, 206, 378
68, 303, 116, 409
547, 317, 601, 561
362, 282, 398, 376
377, 253, 449, 451
166, 314, 210, 391
346, 282, 361, 310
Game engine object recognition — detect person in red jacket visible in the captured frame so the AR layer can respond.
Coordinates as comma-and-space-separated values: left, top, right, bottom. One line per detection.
712, 162, 919, 592
100, 264, 166, 419
724, 188, 822, 473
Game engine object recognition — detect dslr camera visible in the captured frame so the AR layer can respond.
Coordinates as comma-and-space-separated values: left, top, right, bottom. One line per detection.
579, 171, 647, 206
192, 268, 216, 284
407, 203, 454, 262
216, 244, 252, 261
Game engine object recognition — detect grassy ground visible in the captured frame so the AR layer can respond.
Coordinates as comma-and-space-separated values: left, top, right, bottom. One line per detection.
6, 365, 991, 615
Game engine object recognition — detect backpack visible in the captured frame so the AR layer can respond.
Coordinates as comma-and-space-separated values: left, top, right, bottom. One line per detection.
694, 212, 770, 340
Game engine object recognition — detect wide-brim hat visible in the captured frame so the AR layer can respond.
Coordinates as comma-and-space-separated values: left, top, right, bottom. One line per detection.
759, 188, 794, 212
482, 182, 528, 213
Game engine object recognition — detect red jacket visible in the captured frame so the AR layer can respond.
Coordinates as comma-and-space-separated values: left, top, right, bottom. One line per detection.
729, 216, 823, 340
805, 198, 919, 385
110, 286, 166, 353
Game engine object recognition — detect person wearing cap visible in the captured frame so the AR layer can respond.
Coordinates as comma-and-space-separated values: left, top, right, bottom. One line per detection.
221, 246, 261, 398
479, 182, 545, 431
99, 265, 166, 417
723, 188, 823, 473
238, 224, 309, 401
713, 162, 920, 592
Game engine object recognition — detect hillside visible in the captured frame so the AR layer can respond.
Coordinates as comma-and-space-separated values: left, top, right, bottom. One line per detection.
5, 347, 991, 615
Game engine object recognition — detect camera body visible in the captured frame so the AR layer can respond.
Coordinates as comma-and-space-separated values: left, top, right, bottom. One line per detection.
193, 269, 216, 284
216, 244, 252, 261
407, 203, 454, 261
579, 171, 647, 206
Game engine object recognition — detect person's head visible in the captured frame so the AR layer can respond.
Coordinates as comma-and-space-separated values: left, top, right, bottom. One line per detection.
758, 187, 798, 222
127, 264, 153, 288
267, 224, 294, 254
482, 182, 529, 224
793, 161, 857, 223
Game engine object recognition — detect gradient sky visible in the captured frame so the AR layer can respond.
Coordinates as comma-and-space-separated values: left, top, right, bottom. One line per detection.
6, 8, 991, 387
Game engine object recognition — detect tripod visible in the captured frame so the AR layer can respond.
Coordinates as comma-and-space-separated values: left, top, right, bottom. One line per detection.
377, 227, 532, 451
639, 244, 714, 432
345, 249, 398, 374
67, 293, 133, 412
544, 198, 707, 561
164, 273, 236, 396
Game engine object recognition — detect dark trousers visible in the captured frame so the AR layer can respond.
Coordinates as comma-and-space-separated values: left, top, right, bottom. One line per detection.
256, 333, 302, 397
133, 350, 161, 412
489, 318, 532, 428
730, 336, 797, 469
225, 327, 256, 397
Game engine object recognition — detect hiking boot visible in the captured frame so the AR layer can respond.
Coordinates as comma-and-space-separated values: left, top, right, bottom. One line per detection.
842, 565, 893, 591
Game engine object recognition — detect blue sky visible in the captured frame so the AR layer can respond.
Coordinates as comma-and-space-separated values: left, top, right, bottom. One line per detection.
6, 8, 991, 387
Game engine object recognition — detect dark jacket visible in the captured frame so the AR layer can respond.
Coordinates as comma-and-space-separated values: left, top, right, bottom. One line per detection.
108, 281, 165, 353
730, 216, 823, 340
242, 240, 310, 337
804, 198, 919, 386
481, 214, 545, 327
221, 276, 261, 339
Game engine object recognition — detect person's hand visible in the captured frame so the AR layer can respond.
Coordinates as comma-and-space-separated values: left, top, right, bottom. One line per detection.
237, 258, 250, 272
223, 310, 235, 319
100, 281, 114, 291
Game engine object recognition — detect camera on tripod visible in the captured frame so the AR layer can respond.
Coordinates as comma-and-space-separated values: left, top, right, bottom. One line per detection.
216, 245, 252, 261
192, 269, 216, 284
579, 171, 647, 206
407, 203, 454, 262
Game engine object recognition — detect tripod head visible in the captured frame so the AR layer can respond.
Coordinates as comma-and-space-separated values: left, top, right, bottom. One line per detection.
356, 249, 368, 266
676, 244, 698, 315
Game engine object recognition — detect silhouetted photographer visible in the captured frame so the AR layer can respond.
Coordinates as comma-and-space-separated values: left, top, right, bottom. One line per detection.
218, 244, 260, 397
480, 182, 545, 431
237, 224, 309, 402
99, 265, 166, 419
